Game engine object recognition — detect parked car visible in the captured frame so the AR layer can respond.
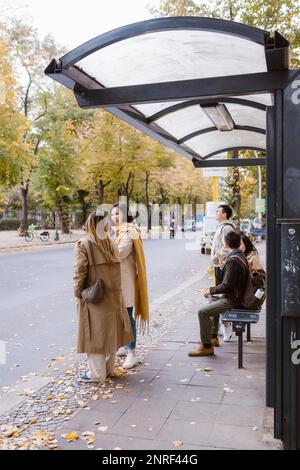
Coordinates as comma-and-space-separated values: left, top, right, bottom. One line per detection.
182, 219, 196, 232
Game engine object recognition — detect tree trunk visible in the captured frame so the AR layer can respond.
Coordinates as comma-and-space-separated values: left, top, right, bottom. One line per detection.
19, 182, 29, 236
98, 181, 104, 206
97, 179, 111, 206
57, 202, 70, 234
77, 189, 89, 225
118, 172, 134, 204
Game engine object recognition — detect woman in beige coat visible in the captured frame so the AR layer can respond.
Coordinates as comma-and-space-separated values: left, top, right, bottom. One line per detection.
73, 211, 133, 383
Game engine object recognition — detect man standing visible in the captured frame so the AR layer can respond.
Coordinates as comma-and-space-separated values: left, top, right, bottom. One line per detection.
211, 204, 235, 342
189, 231, 248, 357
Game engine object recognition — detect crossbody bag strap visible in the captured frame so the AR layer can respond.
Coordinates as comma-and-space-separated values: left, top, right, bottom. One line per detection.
86, 239, 99, 275
231, 255, 249, 270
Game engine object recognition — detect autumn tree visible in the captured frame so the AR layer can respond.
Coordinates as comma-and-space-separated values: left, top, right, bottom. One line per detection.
34, 89, 94, 233
0, 35, 29, 205
2, 18, 64, 233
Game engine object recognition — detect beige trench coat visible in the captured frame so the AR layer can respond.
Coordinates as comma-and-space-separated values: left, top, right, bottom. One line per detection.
73, 238, 134, 354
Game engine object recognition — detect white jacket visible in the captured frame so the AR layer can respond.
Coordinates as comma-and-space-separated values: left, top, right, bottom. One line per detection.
211, 220, 235, 267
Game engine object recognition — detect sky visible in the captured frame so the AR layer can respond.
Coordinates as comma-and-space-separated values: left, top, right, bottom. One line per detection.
0, 0, 160, 50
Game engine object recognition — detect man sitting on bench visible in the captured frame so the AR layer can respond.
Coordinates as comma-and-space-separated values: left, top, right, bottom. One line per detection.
189, 231, 248, 357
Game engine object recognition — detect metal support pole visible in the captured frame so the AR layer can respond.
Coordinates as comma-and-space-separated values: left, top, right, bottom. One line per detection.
238, 330, 243, 369
247, 323, 251, 342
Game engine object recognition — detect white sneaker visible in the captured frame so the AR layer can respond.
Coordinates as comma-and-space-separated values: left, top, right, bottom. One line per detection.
223, 324, 233, 342
123, 351, 139, 369
116, 346, 128, 357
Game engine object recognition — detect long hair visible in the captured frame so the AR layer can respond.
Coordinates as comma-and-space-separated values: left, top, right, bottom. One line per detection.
241, 232, 257, 256
85, 211, 119, 263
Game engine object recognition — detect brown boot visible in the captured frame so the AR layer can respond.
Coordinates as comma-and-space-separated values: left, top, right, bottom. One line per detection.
188, 346, 214, 357
211, 337, 220, 347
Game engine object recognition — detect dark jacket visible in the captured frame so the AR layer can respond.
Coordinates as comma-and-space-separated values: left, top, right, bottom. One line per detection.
210, 249, 248, 306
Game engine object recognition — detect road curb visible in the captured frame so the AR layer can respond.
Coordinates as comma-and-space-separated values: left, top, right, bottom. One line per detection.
0, 240, 78, 254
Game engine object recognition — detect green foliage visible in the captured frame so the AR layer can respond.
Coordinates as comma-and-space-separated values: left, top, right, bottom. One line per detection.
0, 216, 40, 230
0, 217, 20, 230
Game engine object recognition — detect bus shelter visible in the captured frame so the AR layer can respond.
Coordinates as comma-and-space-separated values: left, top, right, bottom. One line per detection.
45, 17, 300, 449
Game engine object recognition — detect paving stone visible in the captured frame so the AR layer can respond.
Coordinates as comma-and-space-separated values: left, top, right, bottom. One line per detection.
56, 431, 153, 450
150, 440, 223, 450
139, 382, 191, 401
89, 395, 136, 414
160, 330, 194, 342
182, 385, 225, 404
157, 417, 214, 446
169, 401, 219, 423
109, 410, 166, 439
221, 388, 265, 407
127, 397, 177, 418
57, 408, 121, 431
151, 342, 183, 352
153, 368, 195, 384
141, 350, 176, 369
215, 404, 264, 427
207, 423, 279, 450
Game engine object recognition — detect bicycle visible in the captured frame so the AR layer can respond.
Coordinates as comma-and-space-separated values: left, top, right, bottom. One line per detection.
24, 224, 50, 243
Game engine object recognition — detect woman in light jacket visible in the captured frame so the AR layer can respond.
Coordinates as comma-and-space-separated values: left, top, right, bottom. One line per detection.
73, 211, 133, 383
110, 203, 149, 369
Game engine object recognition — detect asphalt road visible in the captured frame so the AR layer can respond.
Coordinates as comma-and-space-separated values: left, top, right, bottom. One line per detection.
0, 236, 211, 388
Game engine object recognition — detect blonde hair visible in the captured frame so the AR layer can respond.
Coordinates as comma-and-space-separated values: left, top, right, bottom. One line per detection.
85, 212, 119, 264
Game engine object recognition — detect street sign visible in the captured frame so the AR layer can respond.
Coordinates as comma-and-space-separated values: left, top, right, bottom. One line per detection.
203, 168, 228, 177
255, 198, 266, 213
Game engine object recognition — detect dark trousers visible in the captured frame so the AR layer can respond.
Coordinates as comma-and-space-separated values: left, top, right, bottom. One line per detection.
211, 267, 222, 337
127, 307, 136, 350
199, 298, 235, 346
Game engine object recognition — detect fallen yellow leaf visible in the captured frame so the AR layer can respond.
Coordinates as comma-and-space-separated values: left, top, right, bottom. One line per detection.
61, 432, 79, 441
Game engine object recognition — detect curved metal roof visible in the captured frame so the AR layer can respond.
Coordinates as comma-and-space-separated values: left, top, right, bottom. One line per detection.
45, 17, 290, 165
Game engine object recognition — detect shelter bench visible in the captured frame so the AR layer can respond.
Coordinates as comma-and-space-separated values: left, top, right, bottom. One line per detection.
221, 309, 261, 368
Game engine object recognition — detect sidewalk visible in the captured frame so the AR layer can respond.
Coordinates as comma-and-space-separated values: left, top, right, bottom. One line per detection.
0, 274, 281, 450
0, 227, 165, 253
0, 230, 83, 253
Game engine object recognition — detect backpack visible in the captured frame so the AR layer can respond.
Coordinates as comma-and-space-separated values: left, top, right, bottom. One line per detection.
232, 255, 265, 310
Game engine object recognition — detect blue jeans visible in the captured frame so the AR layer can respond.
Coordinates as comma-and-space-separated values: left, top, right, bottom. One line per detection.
127, 307, 136, 350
